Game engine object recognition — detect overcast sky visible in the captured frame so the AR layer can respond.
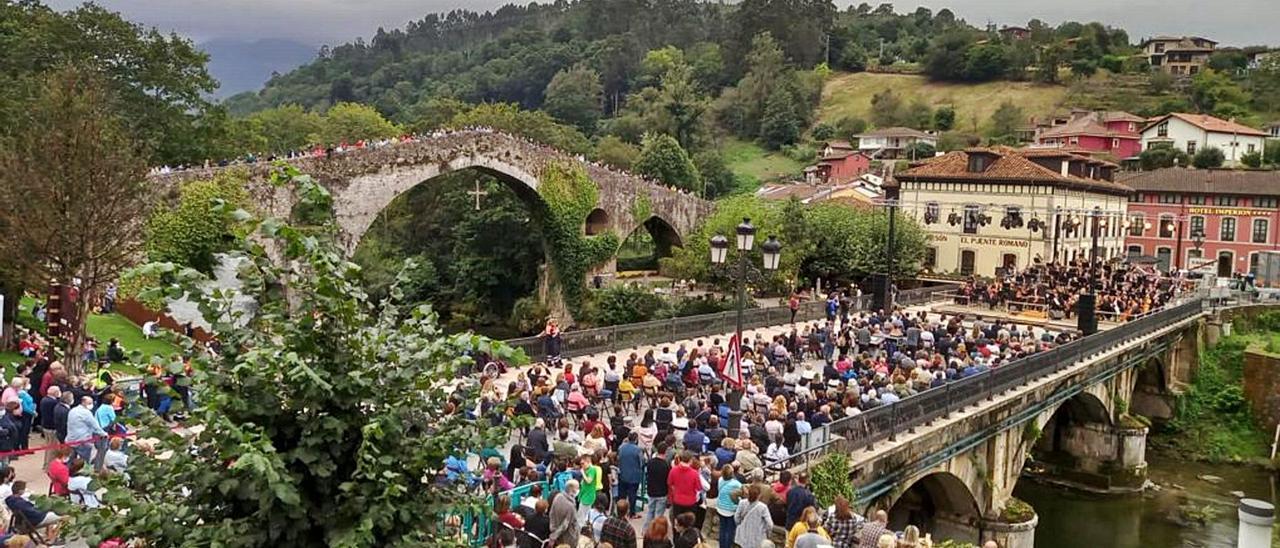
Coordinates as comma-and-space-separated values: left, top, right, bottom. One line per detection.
46, 0, 1277, 48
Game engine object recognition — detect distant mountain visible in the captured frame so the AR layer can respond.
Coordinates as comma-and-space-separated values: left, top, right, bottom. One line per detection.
200, 38, 317, 99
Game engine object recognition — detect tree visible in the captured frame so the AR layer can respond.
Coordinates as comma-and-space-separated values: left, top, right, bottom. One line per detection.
904, 141, 937, 160
634, 133, 701, 193
0, 2, 219, 165
924, 32, 972, 81
1139, 144, 1190, 170
760, 86, 802, 149
962, 44, 1010, 81
1192, 146, 1226, 169
543, 64, 604, 134
1070, 58, 1098, 78
934, 106, 957, 131
0, 67, 151, 373
318, 102, 401, 144
1241, 151, 1264, 168
869, 88, 907, 127
1036, 44, 1066, 84
837, 45, 868, 72
68, 166, 524, 546
144, 172, 252, 273
1189, 69, 1250, 117
693, 151, 737, 199
988, 100, 1025, 139
594, 135, 641, 170
241, 105, 325, 153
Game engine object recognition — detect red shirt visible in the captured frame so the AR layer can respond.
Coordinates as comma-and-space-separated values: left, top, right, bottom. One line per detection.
667, 463, 701, 506
48, 459, 70, 496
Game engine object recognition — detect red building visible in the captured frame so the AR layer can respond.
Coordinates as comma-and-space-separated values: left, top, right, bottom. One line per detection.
804, 141, 871, 184
1034, 111, 1145, 160
999, 26, 1031, 40
1120, 168, 1280, 279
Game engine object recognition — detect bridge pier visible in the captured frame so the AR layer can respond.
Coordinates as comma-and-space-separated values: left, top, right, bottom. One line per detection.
1034, 418, 1148, 493
979, 514, 1038, 548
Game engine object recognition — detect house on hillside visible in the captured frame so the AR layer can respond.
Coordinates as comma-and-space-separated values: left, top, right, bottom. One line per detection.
1266, 121, 1280, 139
1032, 110, 1144, 160
757, 173, 884, 206
1249, 50, 1278, 70
855, 127, 937, 159
1140, 36, 1216, 76
999, 26, 1030, 40
804, 141, 871, 184
1140, 113, 1267, 166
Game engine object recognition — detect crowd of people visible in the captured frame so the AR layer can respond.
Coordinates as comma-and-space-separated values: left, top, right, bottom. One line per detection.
450, 301, 1076, 547
954, 259, 1186, 321
147, 127, 701, 198
1, 331, 146, 544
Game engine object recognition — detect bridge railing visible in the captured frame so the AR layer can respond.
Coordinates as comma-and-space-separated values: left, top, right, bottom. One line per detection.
502, 285, 955, 360
824, 298, 1205, 452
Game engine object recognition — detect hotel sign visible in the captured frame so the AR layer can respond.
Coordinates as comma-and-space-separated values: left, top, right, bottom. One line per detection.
1187, 207, 1270, 216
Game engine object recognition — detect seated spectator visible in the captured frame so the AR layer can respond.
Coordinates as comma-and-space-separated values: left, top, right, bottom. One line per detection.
4, 481, 63, 539
67, 459, 100, 509
46, 448, 72, 497
104, 437, 129, 473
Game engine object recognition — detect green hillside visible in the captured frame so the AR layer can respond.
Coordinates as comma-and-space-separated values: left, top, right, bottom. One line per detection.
818, 72, 1070, 132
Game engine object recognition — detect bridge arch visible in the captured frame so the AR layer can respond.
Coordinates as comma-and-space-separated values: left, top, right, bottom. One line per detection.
617, 215, 686, 273
886, 472, 982, 537
1129, 355, 1175, 422
585, 208, 610, 235
333, 155, 545, 254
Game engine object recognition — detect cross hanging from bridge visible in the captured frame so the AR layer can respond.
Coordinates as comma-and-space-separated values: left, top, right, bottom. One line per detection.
467, 180, 489, 211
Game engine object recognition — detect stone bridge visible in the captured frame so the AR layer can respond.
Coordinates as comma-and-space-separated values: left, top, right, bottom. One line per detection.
149, 130, 715, 315
788, 299, 1210, 548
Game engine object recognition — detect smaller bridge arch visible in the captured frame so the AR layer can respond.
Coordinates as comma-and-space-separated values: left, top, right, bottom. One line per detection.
886, 472, 982, 540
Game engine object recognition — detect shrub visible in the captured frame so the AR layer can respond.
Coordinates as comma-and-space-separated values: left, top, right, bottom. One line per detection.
584, 284, 665, 326
1192, 146, 1225, 169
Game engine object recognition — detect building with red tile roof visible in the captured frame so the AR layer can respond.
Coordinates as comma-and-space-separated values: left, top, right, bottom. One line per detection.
1140, 113, 1267, 166
1033, 110, 1144, 160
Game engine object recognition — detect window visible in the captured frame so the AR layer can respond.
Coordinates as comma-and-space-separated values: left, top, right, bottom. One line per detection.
1128, 193, 1145, 203
1221, 217, 1237, 241
1127, 245, 1143, 259
1159, 193, 1180, 204
1112, 138, 1121, 149
1190, 215, 1206, 237
1215, 196, 1240, 206
1189, 195, 1206, 205
1159, 215, 1175, 238
1218, 251, 1234, 277
1127, 215, 1145, 236
1157, 122, 1169, 137
924, 201, 940, 224
1249, 144, 1258, 154
1251, 253, 1261, 275
924, 247, 937, 269
1258, 198, 1280, 208
1188, 249, 1203, 264
1254, 218, 1269, 243
963, 205, 981, 234
960, 250, 976, 275
1156, 247, 1172, 273
1187, 141, 1197, 155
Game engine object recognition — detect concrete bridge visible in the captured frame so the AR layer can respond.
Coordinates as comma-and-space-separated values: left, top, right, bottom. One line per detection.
148, 130, 715, 315
786, 299, 1210, 548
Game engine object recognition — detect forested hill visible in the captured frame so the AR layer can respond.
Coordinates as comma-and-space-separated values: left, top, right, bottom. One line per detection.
222, 1, 742, 118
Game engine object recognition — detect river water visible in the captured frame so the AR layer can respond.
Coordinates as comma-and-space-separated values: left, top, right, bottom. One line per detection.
1015, 454, 1274, 548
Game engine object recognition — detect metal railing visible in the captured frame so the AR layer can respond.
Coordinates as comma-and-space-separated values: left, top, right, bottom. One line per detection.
502, 284, 957, 360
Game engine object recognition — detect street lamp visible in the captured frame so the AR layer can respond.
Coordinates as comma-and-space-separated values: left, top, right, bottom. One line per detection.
710, 217, 781, 437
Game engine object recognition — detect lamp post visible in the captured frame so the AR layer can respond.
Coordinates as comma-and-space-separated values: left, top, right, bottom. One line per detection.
710, 218, 781, 436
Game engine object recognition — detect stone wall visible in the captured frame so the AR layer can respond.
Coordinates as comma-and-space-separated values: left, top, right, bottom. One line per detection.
1244, 347, 1280, 433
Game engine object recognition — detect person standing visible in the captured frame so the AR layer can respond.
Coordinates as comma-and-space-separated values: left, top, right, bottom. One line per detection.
666, 452, 701, 525
734, 484, 775, 548
579, 455, 602, 522
785, 472, 816, 528
857, 510, 889, 548
53, 392, 73, 443
715, 464, 742, 548
549, 479, 580, 548
16, 379, 35, 451
65, 396, 105, 465
38, 387, 61, 466
599, 499, 637, 548
645, 444, 672, 528
618, 433, 644, 516
0, 403, 18, 467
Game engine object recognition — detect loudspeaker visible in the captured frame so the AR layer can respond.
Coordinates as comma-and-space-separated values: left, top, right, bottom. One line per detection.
1076, 293, 1097, 335
871, 274, 892, 311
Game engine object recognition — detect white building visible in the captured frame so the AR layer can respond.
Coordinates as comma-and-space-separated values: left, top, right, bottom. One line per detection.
856, 127, 938, 159
894, 148, 1131, 277
1140, 113, 1268, 166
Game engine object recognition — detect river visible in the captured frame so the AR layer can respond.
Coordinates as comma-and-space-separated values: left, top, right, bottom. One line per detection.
1015, 453, 1274, 548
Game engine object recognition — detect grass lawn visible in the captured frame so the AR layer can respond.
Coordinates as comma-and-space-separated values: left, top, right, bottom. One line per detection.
817, 72, 1071, 133
10, 297, 178, 374
721, 138, 807, 193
